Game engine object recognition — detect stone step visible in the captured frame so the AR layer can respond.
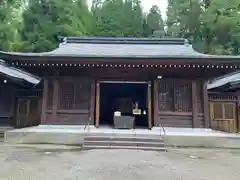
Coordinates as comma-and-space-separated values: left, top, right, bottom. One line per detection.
83, 145, 167, 152
84, 140, 164, 147
84, 133, 162, 139
84, 136, 164, 143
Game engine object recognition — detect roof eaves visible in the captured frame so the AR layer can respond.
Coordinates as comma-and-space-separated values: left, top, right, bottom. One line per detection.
0, 51, 240, 63
0, 59, 41, 84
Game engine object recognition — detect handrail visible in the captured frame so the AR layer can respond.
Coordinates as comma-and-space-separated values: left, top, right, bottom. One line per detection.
159, 123, 166, 136
84, 117, 92, 131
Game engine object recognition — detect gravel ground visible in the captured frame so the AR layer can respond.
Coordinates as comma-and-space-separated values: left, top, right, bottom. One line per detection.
0, 144, 239, 180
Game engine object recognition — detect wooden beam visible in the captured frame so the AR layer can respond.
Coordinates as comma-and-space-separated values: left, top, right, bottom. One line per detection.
40, 79, 48, 124
52, 74, 59, 123
90, 80, 96, 125
148, 81, 152, 129
95, 81, 100, 128
153, 79, 159, 126
237, 92, 240, 132
203, 82, 210, 128
192, 80, 199, 128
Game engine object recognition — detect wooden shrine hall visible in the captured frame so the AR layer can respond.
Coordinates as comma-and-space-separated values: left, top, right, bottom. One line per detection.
0, 37, 240, 131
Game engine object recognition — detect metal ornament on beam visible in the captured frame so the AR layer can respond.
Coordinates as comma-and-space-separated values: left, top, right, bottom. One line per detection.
10, 62, 240, 69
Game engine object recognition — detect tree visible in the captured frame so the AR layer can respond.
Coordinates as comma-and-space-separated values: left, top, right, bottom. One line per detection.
91, 0, 144, 37
146, 5, 165, 37
166, 0, 202, 40
166, 0, 206, 53
0, 0, 23, 51
20, 0, 90, 52
201, 0, 240, 55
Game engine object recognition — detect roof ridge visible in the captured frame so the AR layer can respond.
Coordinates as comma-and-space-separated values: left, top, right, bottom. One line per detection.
63, 36, 189, 45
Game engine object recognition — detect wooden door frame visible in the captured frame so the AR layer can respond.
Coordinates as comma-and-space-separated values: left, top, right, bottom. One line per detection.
95, 81, 100, 128
147, 81, 152, 129
95, 80, 152, 129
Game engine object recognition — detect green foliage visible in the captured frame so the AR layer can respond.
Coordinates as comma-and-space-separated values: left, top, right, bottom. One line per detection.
1, 0, 240, 55
91, 0, 144, 37
0, 0, 23, 51
201, 0, 240, 55
147, 5, 165, 37
19, 0, 90, 52
166, 0, 202, 40
0, 0, 165, 52
166, 0, 240, 55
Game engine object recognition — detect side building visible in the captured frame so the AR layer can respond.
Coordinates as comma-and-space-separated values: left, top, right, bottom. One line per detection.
208, 72, 240, 133
0, 59, 41, 128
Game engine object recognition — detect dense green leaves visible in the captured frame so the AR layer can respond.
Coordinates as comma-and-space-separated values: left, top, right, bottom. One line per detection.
91, 0, 144, 37
0, 0, 240, 55
166, 0, 240, 55
20, 0, 90, 52
201, 0, 240, 54
147, 5, 165, 37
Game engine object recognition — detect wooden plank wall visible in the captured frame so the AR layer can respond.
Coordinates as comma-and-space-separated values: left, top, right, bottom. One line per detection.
42, 76, 94, 125
156, 79, 205, 128
0, 82, 16, 126
209, 93, 238, 133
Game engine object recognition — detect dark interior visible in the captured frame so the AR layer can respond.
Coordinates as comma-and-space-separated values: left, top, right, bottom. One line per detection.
100, 82, 148, 128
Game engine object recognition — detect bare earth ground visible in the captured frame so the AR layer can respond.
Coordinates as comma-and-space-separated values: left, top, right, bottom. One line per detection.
0, 144, 239, 180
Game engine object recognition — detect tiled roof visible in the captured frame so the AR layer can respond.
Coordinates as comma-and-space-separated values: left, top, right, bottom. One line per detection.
207, 71, 240, 90
0, 59, 41, 84
0, 37, 239, 60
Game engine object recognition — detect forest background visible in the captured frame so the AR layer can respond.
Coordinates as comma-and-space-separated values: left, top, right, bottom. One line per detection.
0, 0, 239, 55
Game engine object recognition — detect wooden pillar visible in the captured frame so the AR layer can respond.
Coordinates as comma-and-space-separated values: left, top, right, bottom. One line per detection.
52, 74, 59, 123
237, 92, 240, 132
192, 80, 199, 128
40, 79, 48, 124
89, 80, 96, 125
95, 81, 100, 128
148, 81, 152, 129
153, 79, 159, 126
203, 81, 210, 128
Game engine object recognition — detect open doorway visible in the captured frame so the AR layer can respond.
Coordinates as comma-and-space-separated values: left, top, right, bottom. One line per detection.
99, 82, 149, 128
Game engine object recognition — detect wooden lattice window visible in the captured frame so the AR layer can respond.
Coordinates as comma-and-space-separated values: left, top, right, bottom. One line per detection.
158, 80, 192, 112
158, 81, 174, 111
174, 82, 192, 112
210, 102, 236, 120
58, 80, 91, 110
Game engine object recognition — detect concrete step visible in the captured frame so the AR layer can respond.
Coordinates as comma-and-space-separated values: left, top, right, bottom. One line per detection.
84, 133, 162, 139
84, 140, 164, 147
84, 136, 164, 143
83, 145, 167, 152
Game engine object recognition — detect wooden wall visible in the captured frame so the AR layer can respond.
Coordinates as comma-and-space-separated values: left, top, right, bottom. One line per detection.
209, 93, 238, 133
156, 79, 206, 128
42, 77, 94, 125
0, 82, 16, 126
41, 76, 208, 128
